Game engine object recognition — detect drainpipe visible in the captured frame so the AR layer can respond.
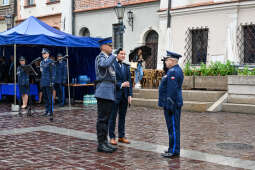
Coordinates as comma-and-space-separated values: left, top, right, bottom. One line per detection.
167, 0, 172, 28
72, 0, 75, 35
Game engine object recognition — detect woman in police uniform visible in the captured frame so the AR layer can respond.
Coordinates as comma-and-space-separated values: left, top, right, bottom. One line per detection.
17, 57, 29, 109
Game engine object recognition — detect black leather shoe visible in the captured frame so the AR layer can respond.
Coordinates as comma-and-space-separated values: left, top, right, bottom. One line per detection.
161, 152, 180, 158
43, 112, 48, 116
97, 143, 114, 153
104, 142, 117, 151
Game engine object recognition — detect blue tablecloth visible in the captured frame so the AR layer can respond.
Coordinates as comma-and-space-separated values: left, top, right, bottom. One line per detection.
0, 84, 39, 101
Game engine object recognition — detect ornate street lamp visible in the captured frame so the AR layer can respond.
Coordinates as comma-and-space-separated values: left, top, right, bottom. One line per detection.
114, 2, 125, 23
113, 2, 126, 49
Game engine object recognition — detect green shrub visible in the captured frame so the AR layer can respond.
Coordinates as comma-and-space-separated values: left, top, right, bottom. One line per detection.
183, 60, 238, 76
183, 62, 193, 76
238, 66, 255, 76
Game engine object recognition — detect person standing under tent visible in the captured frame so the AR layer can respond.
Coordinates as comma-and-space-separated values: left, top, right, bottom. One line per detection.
55, 53, 67, 107
17, 56, 29, 109
40, 48, 56, 119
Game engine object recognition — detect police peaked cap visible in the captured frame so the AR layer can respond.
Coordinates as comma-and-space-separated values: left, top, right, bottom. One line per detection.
57, 53, 63, 57
167, 51, 181, 59
19, 56, 26, 61
98, 37, 112, 46
41, 48, 50, 54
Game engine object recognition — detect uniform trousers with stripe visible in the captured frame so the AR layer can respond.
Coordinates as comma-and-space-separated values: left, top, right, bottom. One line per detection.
42, 86, 53, 113
164, 108, 181, 154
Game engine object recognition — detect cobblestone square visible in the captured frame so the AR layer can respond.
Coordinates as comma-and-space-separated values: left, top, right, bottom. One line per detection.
0, 103, 254, 169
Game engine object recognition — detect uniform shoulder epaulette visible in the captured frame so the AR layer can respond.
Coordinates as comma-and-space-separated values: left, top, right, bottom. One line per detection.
168, 67, 175, 72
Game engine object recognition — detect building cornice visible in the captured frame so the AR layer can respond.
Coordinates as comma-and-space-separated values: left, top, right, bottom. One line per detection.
16, 13, 61, 22
158, 0, 255, 18
74, 0, 159, 13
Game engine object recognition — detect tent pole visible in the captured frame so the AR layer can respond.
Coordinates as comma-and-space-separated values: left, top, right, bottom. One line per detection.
14, 44, 17, 106
66, 47, 71, 109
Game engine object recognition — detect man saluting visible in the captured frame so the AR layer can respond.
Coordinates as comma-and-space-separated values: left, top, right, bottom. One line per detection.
95, 37, 119, 153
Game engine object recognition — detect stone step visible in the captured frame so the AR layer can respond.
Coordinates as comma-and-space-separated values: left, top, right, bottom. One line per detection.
132, 98, 213, 112
222, 103, 255, 114
228, 94, 255, 105
132, 89, 225, 102
182, 90, 225, 102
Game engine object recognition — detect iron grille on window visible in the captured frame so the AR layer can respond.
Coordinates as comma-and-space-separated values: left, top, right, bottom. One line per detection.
237, 23, 255, 65
184, 27, 209, 65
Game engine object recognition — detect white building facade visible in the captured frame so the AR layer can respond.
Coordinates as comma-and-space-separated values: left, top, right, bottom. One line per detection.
158, 0, 255, 68
74, 0, 161, 69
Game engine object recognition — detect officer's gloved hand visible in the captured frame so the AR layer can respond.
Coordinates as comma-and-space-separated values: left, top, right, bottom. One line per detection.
112, 48, 122, 57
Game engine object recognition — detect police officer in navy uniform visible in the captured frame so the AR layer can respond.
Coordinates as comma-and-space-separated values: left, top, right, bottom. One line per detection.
95, 37, 119, 153
55, 53, 67, 107
158, 51, 184, 158
40, 48, 56, 120
17, 56, 29, 109
108, 49, 132, 145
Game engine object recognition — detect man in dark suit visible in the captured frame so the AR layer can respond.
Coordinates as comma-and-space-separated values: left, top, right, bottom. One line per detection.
109, 49, 133, 145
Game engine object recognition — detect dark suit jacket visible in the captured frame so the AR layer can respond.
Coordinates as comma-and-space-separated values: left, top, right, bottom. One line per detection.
114, 60, 133, 103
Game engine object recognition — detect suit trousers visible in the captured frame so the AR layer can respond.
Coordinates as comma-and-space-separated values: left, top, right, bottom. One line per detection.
108, 96, 128, 139
96, 98, 114, 145
164, 108, 181, 154
42, 86, 53, 113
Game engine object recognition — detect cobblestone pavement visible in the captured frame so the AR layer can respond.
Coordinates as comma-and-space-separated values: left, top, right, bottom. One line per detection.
0, 103, 255, 169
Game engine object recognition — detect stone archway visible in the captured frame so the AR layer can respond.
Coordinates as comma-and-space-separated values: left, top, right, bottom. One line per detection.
145, 30, 158, 69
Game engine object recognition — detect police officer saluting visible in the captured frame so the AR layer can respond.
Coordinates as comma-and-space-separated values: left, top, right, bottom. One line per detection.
55, 53, 67, 107
158, 51, 184, 158
95, 37, 118, 153
40, 48, 56, 120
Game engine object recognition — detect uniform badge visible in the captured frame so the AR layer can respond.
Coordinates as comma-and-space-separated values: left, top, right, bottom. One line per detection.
171, 76, 175, 80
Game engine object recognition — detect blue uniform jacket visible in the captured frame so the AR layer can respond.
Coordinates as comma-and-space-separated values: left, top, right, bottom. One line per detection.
55, 61, 67, 84
114, 60, 132, 103
17, 66, 29, 86
40, 58, 56, 87
158, 64, 184, 111
95, 52, 116, 101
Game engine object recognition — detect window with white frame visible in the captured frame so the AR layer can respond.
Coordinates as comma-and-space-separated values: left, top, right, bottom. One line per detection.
2, 0, 9, 5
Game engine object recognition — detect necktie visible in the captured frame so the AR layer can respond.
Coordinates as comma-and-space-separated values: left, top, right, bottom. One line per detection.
118, 61, 122, 68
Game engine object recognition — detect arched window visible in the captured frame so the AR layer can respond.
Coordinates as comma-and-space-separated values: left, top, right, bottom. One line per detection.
145, 30, 159, 69
79, 27, 90, 37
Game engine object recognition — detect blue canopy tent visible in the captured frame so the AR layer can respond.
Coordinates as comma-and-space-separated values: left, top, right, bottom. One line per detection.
0, 16, 101, 108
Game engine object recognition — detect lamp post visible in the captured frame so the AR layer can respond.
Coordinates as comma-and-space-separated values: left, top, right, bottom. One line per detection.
5, 14, 13, 30
113, 2, 125, 49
